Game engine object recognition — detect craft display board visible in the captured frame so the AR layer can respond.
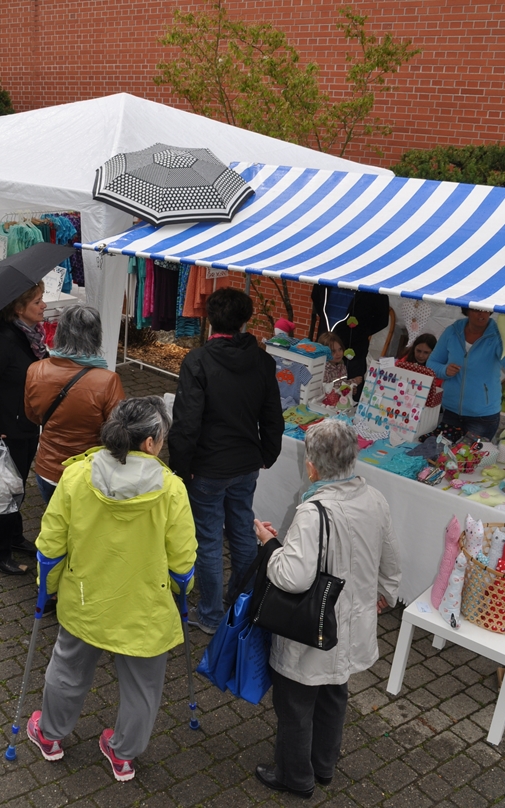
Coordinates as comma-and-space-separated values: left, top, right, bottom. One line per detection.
355, 364, 433, 437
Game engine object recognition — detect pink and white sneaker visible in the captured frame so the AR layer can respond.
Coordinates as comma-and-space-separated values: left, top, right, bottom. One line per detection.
27, 711, 64, 760
99, 729, 135, 782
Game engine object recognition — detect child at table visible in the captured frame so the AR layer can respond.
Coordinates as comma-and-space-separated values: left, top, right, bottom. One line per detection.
323, 333, 363, 388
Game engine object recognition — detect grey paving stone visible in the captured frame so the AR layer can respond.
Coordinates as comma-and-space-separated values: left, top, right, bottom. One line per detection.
439, 692, 481, 720
425, 673, 466, 699
349, 670, 380, 694
451, 718, 486, 744
350, 688, 390, 716
418, 771, 454, 801
168, 772, 220, 807
382, 786, 434, 808
227, 717, 273, 748
403, 747, 438, 775
466, 740, 502, 767
339, 748, 384, 781
424, 729, 466, 761
450, 786, 489, 808
340, 724, 371, 754
371, 760, 417, 793
347, 779, 384, 807
472, 767, 505, 800
378, 698, 420, 727
438, 754, 482, 787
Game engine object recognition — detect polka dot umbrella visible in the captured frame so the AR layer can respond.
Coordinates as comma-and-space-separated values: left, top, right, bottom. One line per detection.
93, 144, 254, 225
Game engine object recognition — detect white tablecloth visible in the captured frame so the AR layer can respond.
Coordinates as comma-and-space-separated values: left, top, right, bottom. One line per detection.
253, 435, 501, 604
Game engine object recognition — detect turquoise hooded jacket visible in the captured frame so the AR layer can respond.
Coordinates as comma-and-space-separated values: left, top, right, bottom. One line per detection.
427, 318, 505, 417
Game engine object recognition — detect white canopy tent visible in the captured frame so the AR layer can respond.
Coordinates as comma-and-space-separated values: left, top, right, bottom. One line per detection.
0, 93, 387, 367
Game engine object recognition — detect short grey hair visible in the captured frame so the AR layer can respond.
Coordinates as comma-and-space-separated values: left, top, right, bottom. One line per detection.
53, 305, 102, 357
305, 419, 358, 480
101, 396, 171, 465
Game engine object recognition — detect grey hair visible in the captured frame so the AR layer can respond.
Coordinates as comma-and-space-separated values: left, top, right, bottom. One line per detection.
101, 396, 171, 464
305, 419, 358, 480
53, 305, 102, 357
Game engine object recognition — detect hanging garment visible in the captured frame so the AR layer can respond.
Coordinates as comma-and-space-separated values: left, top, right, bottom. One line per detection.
127, 257, 151, 329
151, 263, 179, 332
2, 221, 44, 256
44, 215, 77, 292
182, 266, 228, 318
63, 212, 85, 287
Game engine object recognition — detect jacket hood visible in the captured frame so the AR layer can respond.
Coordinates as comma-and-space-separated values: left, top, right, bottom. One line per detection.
65, 448, 169, 521
204, 332, 260, 374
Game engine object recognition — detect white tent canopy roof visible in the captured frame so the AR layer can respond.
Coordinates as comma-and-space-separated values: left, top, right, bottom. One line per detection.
81, 162, 505, 313
0, 94, 384, 366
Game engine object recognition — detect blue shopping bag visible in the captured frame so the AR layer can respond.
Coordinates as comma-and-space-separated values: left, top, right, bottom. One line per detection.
196, 591, 251, 691
226, 623, 272, 705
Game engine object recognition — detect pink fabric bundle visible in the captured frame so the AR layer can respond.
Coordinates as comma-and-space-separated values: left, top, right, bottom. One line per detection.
431, 515, 461, 608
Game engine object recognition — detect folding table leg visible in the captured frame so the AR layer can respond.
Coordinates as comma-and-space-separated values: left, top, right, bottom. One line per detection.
486, 670, 505, 745
432, 634, 446, 650
386, 620, 415, 695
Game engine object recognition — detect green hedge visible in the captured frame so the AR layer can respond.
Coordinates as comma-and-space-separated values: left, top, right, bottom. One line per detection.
391, 144, 505, 186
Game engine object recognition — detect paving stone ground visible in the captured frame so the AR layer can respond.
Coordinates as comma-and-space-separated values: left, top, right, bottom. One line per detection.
1, 362, 505, 807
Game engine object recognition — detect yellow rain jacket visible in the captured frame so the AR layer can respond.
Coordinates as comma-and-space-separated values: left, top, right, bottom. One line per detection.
36, 447, 197, 657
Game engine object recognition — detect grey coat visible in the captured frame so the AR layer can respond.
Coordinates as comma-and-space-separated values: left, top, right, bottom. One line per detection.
267, 476, 401, 686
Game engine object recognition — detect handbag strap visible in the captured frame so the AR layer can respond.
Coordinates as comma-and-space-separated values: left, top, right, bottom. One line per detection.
41, 367, 92, 428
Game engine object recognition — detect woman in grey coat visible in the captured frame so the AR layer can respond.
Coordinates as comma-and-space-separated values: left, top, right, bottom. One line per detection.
253, 419, 401, 799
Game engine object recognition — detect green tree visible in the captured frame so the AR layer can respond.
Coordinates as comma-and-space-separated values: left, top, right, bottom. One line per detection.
154, 1, 420, 157
0, 87, 15, 115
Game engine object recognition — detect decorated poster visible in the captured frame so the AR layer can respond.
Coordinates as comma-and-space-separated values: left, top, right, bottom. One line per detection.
354, 363, 433, 436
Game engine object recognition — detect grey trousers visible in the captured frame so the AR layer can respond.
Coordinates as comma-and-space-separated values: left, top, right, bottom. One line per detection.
40, 626, 168, 759
271, 668, 348, 791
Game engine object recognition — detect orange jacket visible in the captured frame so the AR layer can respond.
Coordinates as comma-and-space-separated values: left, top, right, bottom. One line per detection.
24, 356, 125, 482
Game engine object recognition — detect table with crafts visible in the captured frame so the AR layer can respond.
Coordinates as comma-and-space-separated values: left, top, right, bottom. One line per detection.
253, 434, 505, 604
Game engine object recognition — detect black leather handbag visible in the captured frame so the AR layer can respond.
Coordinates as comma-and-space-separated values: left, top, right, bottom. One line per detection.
250, 501, 345, 650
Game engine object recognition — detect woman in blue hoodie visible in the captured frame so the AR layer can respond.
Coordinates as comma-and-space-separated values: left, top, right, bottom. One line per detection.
427, 308, 505, 441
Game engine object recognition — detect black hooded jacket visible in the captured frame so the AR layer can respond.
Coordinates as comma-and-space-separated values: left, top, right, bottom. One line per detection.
168, 333, 284, 484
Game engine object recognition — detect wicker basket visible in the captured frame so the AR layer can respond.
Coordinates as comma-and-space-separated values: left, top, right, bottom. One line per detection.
460, 523, 505, 633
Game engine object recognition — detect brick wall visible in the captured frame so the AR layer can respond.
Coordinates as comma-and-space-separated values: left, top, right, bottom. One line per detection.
2, 0, 502, 340
2, 1, 504, 170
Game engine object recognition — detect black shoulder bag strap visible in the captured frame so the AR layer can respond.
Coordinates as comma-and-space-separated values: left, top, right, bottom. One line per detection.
41, 367, 92, 428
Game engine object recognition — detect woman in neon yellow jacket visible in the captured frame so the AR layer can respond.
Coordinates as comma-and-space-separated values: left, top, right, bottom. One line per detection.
27, 397, 197, 782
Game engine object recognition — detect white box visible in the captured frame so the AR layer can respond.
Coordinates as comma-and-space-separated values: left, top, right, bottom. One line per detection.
266, 344, 325, 405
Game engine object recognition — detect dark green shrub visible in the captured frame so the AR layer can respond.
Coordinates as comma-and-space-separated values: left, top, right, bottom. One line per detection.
0, 87, 15, 115
391, 144, 505, 186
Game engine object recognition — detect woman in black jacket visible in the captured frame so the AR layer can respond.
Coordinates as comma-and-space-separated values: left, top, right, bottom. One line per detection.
0, 282, 47, 573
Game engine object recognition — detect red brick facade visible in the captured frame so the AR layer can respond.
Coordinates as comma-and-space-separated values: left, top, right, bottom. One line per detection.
2, 0, 503, 338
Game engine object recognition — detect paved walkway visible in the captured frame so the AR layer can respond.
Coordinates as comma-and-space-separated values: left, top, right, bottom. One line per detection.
1, 363, 505, 807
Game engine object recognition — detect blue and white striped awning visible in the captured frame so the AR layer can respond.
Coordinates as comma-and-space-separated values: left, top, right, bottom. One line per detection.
81, 162, 505, 312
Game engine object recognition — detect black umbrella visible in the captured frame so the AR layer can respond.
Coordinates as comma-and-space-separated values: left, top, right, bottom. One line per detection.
0, 243, 75, 311
93, 143, 254, 225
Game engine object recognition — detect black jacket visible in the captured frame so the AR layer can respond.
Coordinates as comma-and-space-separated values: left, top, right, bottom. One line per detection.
168, 333, 284, 483
0, 321, 41, 439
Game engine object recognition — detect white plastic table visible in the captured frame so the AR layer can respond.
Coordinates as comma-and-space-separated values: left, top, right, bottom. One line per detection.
386, 586, 505, 745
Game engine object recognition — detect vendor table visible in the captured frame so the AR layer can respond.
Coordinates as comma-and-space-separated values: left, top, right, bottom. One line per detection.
253, 435, 501, 604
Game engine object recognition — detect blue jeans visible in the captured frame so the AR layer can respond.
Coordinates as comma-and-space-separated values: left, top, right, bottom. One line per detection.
442, 410, 501, 443
36, 474, 57, 505
188, 470, 259, 629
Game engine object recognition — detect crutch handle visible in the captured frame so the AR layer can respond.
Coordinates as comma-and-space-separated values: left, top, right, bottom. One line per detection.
169, 568, 194, 618
36, 551, 66, 619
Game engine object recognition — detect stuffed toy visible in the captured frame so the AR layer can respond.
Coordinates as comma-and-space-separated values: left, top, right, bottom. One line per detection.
431, 515, 461, 608
439, 552, 467, 629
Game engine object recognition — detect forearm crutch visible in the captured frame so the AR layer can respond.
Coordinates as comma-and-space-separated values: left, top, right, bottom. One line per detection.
5, 551, 66, 761
169, 568, 200, 730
